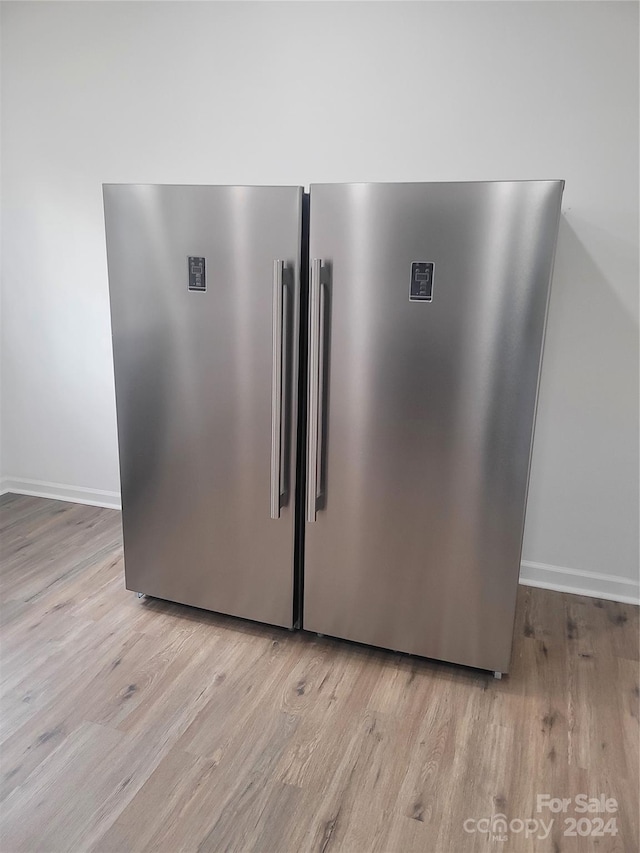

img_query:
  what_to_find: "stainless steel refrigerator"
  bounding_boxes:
[104,180,563,673]
[304,181,563,674]
[104,185,304,628]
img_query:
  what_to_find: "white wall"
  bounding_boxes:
[1,1,638,601]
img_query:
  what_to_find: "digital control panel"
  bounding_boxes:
[410,262,434,302]
[188,257,206,292]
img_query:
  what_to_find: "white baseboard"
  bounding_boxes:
[520,560,639,606]
[1,479,637,605]
[0,476,121,510]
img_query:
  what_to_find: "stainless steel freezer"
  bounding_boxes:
[303,181,563,673]
[104,179,563,674]
[104,184,303,628]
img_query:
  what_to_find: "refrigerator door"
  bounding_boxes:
[304,181,563,672]
[104,184,303,628]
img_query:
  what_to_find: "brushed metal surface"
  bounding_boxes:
[306,257,323,523]
[271,259,285,520]
[303,181,564,672]
[104,184,303,628]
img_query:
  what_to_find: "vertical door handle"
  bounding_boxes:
[270,260,285,519]
[307,258,323,523]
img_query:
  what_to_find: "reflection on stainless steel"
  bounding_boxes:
[104,184,303,628]
[303,181,563,673]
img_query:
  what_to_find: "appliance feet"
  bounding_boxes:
[317,633,324,638]
[136,592,145,599]
[493,671,502,680]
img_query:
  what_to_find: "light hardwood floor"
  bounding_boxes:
[0,493,637,853]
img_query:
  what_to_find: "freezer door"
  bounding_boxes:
[304,181,563,672]
[104,184,303,628]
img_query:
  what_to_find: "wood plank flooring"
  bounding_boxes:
[0,493,637,852]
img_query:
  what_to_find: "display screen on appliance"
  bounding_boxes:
[188,257,206,291]
[410,262,434,302]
